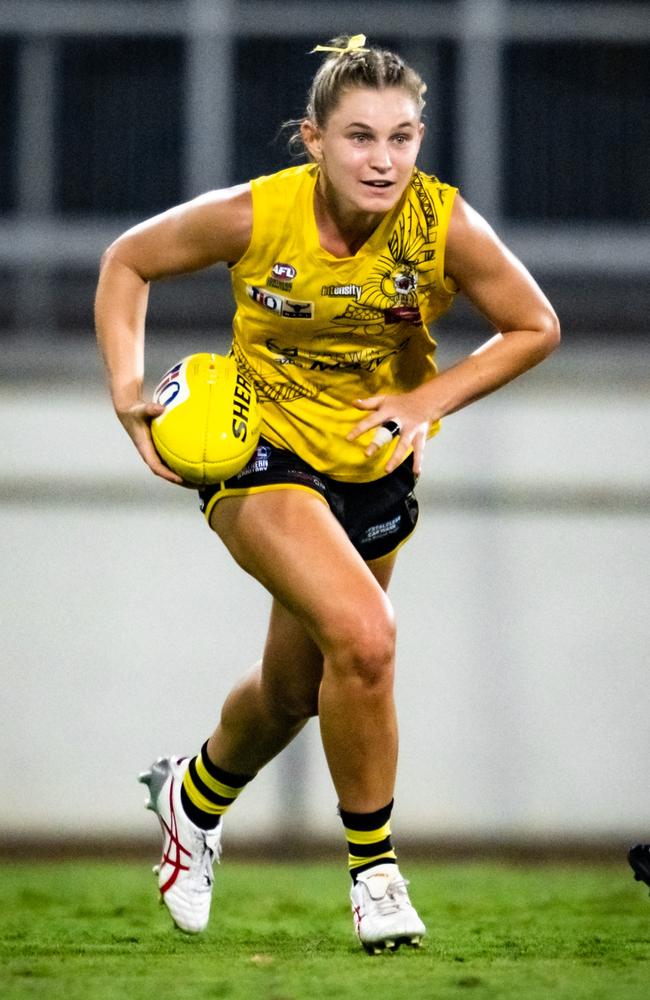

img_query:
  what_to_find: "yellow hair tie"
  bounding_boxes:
[310,34,368,56]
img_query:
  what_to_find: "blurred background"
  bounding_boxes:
[1,0,648,858]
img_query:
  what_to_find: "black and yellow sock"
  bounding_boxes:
[181,741,253,830]
[339,800,397,882]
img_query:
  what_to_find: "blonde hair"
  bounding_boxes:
[287,35,426,154]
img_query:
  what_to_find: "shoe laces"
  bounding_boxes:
[188,827,221,892]
[371,875,412,915]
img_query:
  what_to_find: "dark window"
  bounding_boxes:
[509,0,648,3]
[0,39,18,211]
[232,37,318,183]
[504,42,650,221]
[56,37,183,215]
[426,40,457,184]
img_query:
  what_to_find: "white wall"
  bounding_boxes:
[1,342,649,843]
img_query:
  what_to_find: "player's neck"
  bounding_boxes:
[313,182,382,258]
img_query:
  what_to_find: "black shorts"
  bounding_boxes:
[198,437,419,562]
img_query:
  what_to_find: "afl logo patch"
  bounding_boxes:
[271,262,297,281]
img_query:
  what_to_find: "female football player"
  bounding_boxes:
[95,34,560,952]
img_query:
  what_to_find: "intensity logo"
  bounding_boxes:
[321,284,361,299]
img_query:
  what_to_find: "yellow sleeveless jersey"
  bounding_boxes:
[229,163,458,482]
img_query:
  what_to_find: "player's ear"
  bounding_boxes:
[301,119,322,162]
[415,120,425,156]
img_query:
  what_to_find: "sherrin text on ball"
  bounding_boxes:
[151,353,261,485]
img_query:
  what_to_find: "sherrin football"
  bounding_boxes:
[151,353,262,485]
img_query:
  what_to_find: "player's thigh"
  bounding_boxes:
[258,549,398,718]
[210,489,395,660]
[366,551,398,591]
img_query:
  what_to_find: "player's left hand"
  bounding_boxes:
[347,391,433,475]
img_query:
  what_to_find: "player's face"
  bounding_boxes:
[308,87,424,217]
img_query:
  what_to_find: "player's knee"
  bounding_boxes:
[326,600,396,689]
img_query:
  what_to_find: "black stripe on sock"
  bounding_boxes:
[180,782,220,831]
[199,741,253,787]
[339,799,394,832]
[348,836,394,859]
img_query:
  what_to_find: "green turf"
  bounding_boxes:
[1,859,648,999]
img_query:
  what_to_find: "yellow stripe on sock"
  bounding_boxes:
[343,821,392,846]
[348,848,397,870]
[195,755,245,799]
[183,774,229,816]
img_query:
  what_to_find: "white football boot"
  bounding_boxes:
[138,756,222,934]
[350,863,426,953]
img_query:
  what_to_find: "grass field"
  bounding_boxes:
[1,857,649,999]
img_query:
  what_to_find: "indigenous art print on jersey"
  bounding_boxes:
[228,164,458,480]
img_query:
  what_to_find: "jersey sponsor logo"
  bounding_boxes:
[247,285,283,313]
[247,285,313,319]
[282,299,313,319]
[321,284,361,299]
[271,262,297,281]
[359,513,402,545]
[267,276,293,291]
[231,372,254,441]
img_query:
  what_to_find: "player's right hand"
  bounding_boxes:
[116,401,185,485]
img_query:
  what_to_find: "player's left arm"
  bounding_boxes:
[350,194,561,473]
[434,193,561,412]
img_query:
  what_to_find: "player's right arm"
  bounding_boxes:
[94,184,253,483]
